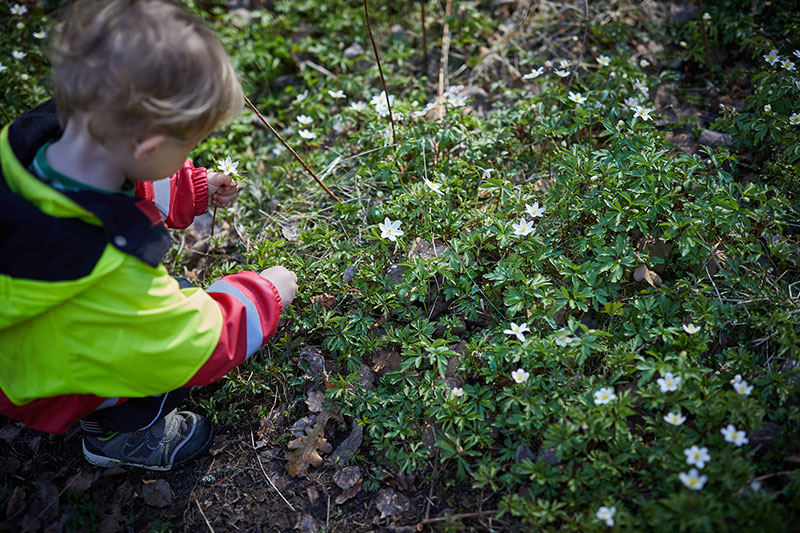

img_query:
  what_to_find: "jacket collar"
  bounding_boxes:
[4,99,171,268]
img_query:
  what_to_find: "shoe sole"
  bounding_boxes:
[82,424,215,472]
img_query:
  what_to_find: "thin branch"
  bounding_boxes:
[195,500,215,533]
[0,103,10,123]
[243,94,341,204]
[249,427,296,512]
[420,0,428,68]
[419,509,499,525]
[436,0,454,118]
[363,0,397,144]
[696,0,715,83]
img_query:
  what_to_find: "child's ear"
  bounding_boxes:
[132,134,168,162]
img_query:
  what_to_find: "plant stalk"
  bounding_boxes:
[420,0,428,69]
[0,103,11,123]
[243,94,342,204]
[696,0,714,84]
[363,0,397,144]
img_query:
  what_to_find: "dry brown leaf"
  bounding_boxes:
[306,390,324,413]
[534,177,554,192]
[335,480,362,505]
[140,479,172,508]
[375,488,410,519]
[706,242,728,276]
[285,411,333,478]
[331,422,363,466]
[309,293,336,310]
[372,347,401,377]
[633,264,663,288]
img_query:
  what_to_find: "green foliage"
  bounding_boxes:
[6,0,800,530]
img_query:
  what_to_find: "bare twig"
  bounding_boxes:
[299,59,339,80]
[696,0,714,83]
[363,0,397,144]
[436,0,454,118]
[420,0,428,68]
[243,94,341,204]
[195,500,215,533]
[0,103,10,123]
[420,509,499,525]
[249,427,296,511]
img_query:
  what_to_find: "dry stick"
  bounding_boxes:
[249,427,297,512]
[420,509,499,525]
[436,0,454,119]
[420,0,428,68]
[363,0,397,145]
[195,500,215,533]
[0,102,10,123]
[243,94,341,204]
[696,0,714,84]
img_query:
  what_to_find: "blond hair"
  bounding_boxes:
[49,0,242,141]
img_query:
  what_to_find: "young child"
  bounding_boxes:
[0,0,297,471]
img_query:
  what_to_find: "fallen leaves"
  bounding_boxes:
[286,411,334,478]
[140,479,172,508]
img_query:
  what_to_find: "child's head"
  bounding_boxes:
[48,0,242,145]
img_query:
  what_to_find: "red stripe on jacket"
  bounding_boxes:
[134,159,208,229]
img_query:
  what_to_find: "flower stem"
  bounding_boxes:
[696,0,715,84]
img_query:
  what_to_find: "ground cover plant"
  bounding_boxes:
[1,0,799,531]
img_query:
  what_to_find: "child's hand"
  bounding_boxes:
[260,266,298,307]
[207,170,239,209]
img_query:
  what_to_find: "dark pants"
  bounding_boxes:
[80,388,190,434]
[80,276,194,435]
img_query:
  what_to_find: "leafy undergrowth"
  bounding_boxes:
[2,0,800,531]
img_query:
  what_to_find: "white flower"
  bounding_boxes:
[796,80,800,90]
[703,12,711,21]
[525,202,545,218]
[370,91,395,117]
[294,90,308,103]
[640,59,650,67]
[764,104,772,113]
[12,51,26,60]
[522,67,544,80]
[682,323,700,334]
[733,379,753,396]
[480,168,493,180]
[594,387,617,405]
[633,105,653,121]
[750,480,762,491]
[447,93,467,107]
[596,506,616,527]
[790,113,800,125]
[299,129,317,140]
[511,368,530,384]
[512,218,535,236]
[328,89,346,99]
[596,55,610,67]
[555,335,573,347]
[451,387,464,398]
[11,4,27,15]
[633,78,649,96]
[782,59,796,71]
[795,50,800,59]
[679,468,707,490]
[378,217,403,242]
[764,49,780,65]
[721,424,749,447]
[379,127,393,145]
[215,156,239,176]
[624,96,639,107]
[348,100,367,112]
[657,372,681,393]
[423,178,444,195]
[33,30,47,39]
[684,445,711,469]
[554,69,570,78]
[503,322,530,342]
[296,114,313,125]
[0,63,7,74]
[664,411,686,426]
[272,145,286,156]
[568,91,587,104]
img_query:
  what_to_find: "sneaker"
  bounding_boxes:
[82,410,214,471]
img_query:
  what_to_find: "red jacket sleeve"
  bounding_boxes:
[134,159,209,229]
[183,271,283,387]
